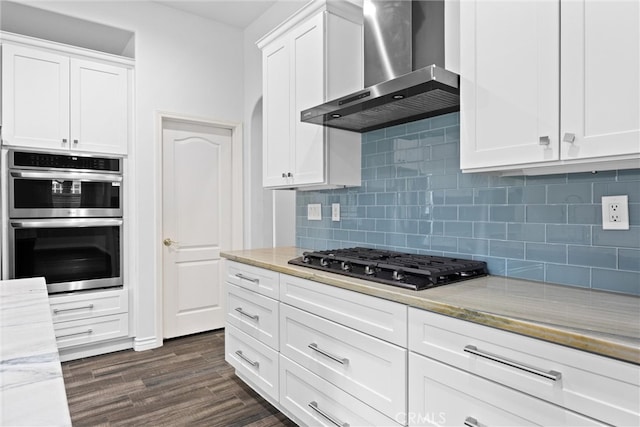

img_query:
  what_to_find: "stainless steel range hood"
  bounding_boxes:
[301,0,459,133]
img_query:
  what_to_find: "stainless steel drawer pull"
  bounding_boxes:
[464,345,562,381]
[235,273,259,284]
[235,307,259,321]
[563,132,576,143]
[53,304,94,314]
[464,416,479,427]
[56,329,93,339]
[235,350,259,368]
[308,401,349,427]
[539,136,550,146]
[308,343,349,365]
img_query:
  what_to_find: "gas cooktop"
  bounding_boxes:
[288,247,488,291]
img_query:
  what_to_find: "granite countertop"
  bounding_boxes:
[0,277,71,426]
[222,247,640,365]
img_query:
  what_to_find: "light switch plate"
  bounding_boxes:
[332,203,340,221]
[307,204,322,221]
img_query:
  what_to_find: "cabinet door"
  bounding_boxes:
[1,44,70,150]
[460,0,559,170]
[291,12,326,186]
[561,0,640,160]
[263,40,293,187]
[70,59,128,154]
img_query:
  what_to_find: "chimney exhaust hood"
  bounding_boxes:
[301,0,459,134]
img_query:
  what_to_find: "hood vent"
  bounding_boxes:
[301,0,459,133]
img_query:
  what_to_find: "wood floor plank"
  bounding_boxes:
[62,329,298,426]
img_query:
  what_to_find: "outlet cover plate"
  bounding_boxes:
[307,203,322,221]
[332,203,340,221]
[601,195,629,230]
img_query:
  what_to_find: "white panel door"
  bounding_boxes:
[292,12,326,186]
[1,44,70,150]
[70,59,128,154]
[460,0,559,170]
[561,0,640,160]
[162,120,232,338]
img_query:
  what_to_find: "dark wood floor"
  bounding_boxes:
[62,329,298,426]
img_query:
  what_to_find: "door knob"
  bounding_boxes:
[163,238,178,247]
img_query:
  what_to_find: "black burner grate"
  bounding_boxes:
[288,247,488,290]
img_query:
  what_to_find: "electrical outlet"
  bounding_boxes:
[307,203,322,221]
[332,203,340,221]
[601,195,629,230]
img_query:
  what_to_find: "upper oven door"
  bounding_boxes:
[9,170,123,218]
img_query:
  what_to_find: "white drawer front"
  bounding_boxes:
[279,273,407,346]
[54,313,129,349]
[227,283,279,350]
[280,355,403,427]
[49,289,128,322]
[408,308,640,426]
[280,303,406,419]
[225,324,278,402]
[408,352,604,427]
[226,261,279,299]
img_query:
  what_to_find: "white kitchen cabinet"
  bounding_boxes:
[408,307,640,426]
[2,42,130,155]
[460,0,640,174]
[257,0,362,189]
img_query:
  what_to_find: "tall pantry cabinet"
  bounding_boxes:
[257,0,363,189]
[460,0,640,174]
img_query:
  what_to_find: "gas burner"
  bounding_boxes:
[288,247,488,291]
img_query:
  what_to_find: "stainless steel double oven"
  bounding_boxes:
[7,150,124,294]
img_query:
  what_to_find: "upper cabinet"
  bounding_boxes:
[460,0,640,174]
[258,0,363,189]
[2,41,132,155]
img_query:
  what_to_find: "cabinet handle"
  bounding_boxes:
[464,416,480,427]
[73,139,79,144]
[53,304,94,314]
[287,172,292,177]
[538,136,550,146]
[235,307,259,321]
[464,345,562,381]
[56,328,93,339]
[62,138,68,143]
[235,350,259,368]
[563,132,576,143]
[234,273,259,284]
[308,401,349,427]
[308,343,349,365]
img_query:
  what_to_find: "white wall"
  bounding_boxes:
[22,0,245,349]
[243,1,305,250]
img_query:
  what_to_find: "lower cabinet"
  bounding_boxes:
[48,288,130,357]
[224,261,640,427]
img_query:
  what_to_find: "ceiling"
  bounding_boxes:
[155,0,280,29]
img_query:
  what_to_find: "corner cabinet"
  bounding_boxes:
[1,41,131,155]
[257,1,363,190]
[460,0,640,175]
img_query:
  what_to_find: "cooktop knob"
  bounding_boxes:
[393,270,405,281]
[320,258,330,267]
[340,261,352,272]
[364,265,376,276]
[302,255,311,263]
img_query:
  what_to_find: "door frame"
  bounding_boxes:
[155,111,243,342]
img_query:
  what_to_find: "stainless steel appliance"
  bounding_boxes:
[289,247,487,290]
[301,0,460,133]
[7,150,124,294]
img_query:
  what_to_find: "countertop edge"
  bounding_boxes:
[222,250,640,365]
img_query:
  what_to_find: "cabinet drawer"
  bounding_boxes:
[227,283,279,350]
[226,261,279,299]
[54,313,128,349]
[280,303,406,419]
[408,352,604,427]
[279,273,407,346]
[49,289,128,322]
[280,355,403,427]
[225,324,278,402]
[408,308,640,426]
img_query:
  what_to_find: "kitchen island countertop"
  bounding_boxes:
[222,247,640,365]
[0,277,71,426]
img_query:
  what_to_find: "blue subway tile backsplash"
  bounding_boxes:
[295,112,640,295]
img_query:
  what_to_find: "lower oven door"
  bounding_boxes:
[9,218,123,294]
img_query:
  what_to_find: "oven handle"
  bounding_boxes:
[10,171,122,182]
[10,218,123,228]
